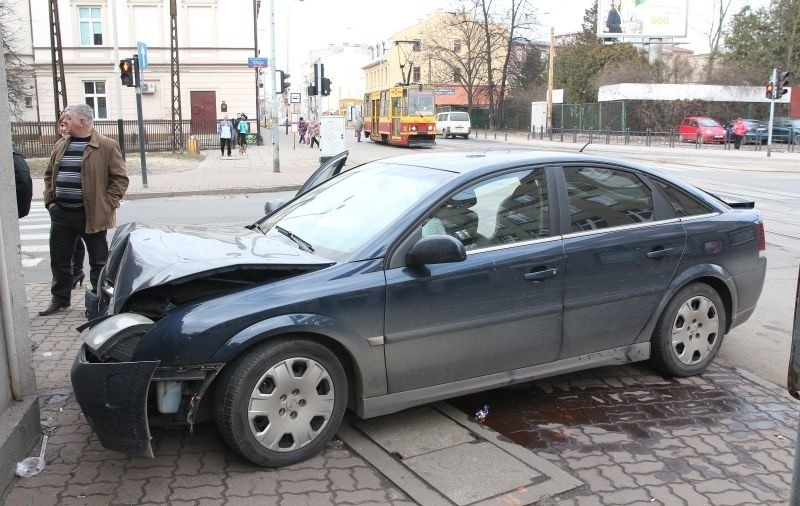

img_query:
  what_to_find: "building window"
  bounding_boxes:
[453,68,462,82]
[413,66,421,82]
[413,39,421,51]
[453,40,461,53]
[83,81,108,119]
[25,96,33,108]
[78,6,103,45]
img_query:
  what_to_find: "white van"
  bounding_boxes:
[436,111,471,139]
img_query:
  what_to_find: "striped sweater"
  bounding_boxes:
[54,137,90,209]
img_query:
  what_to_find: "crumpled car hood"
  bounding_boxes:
[106,222,333,313]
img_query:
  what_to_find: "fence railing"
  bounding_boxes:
[473,127,796,153]
[10,119,261,158]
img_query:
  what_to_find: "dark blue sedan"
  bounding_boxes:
[71,151,767,467]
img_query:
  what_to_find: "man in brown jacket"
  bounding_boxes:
[40,103,129,316]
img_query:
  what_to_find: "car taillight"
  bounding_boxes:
[757,221,766,251]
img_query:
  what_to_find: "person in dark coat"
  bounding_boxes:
[13,146,33,218]
[605,0,622,33]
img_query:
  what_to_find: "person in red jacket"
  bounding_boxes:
[732,117,747,150]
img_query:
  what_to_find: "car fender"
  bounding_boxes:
[209,313,388,398]
[634,262,737,344]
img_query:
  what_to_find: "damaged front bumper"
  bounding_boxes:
[70,313,224,458]
[71,348,159,457]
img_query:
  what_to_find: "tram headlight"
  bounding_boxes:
[410,125,417,132]
[427,125,434,131]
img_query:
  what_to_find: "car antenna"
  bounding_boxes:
[579,141,591,152]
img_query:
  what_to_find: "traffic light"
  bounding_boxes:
[119,59,134,87]
[307,85,317,96]
[776,69,791,98]
[321,77,331,96]
[278,70,291,94]
[766,81,774,99]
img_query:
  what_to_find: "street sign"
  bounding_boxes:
[290,92,301,103]
[137,41,148,70]
[248,57,269,68]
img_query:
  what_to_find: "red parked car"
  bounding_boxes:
[678,117,727,144]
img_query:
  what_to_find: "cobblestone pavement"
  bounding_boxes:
[452,362,798,505]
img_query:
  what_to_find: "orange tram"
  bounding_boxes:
[363,84,437,147]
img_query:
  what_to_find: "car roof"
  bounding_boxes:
[370,150,661,177]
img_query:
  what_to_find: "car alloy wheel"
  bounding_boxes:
[214,338,347,467]
[650,283,726,377]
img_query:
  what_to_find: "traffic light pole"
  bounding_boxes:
[768,68,776,158]
[133,53,148,187]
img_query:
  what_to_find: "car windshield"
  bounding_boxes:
[260,163,453,261]
[699,119,721,127]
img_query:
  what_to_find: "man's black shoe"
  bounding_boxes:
[39,301,70,316]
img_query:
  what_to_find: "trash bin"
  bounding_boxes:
[187,136,199,154]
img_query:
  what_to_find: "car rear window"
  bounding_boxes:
[654,180,712,217]
[450,112,470,121]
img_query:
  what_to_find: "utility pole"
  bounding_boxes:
[253,0,262,147]
[546,27,554,131]
[133,54,148,187]
[768,68,776,158]
[269,0,280,172]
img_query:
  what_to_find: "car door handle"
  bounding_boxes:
[646,247,676,259]
[524,268,558,281]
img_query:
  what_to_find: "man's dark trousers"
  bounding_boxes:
[48,205,107,305]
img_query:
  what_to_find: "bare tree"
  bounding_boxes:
[422,8,489,119]
[704,0,733,82]
[488,0,537,129]
[1,0,31,119]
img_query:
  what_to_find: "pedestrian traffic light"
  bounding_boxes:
[119,59,134,87]
[278,70,290,94]
[766,81,774,99]
[307,85,317,96]
[776,70,791,98]
[321,77,331,96]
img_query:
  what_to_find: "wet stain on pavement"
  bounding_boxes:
[450,363,789,452]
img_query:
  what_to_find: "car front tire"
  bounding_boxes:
[650,283,726,377]
[214,338,348,467]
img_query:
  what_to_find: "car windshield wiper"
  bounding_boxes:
[275,226,314,253]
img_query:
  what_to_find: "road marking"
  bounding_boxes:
[19,224,50,230]
[22,245,50,253]
[21,234,49,241]
[22,258,43,267]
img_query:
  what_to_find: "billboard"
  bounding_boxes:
[597,0,688,39]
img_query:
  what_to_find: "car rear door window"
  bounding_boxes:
[653,180,712,217]
[564,166,654,232]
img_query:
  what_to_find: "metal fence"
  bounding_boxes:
[474,126,797,152]
[10,119,258,158]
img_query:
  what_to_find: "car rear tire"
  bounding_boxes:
[214,338,348,467]
[650,283,726,377]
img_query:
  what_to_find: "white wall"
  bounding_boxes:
[598,83,790,103]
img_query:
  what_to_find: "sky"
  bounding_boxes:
[263,0,769,78]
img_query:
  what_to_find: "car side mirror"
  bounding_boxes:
[406,234,466,267]
[264,199,286,215]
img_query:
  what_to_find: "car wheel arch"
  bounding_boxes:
[208,316,382,400]
[648,271,735,341]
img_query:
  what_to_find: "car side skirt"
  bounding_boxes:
[357,342,651,419]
